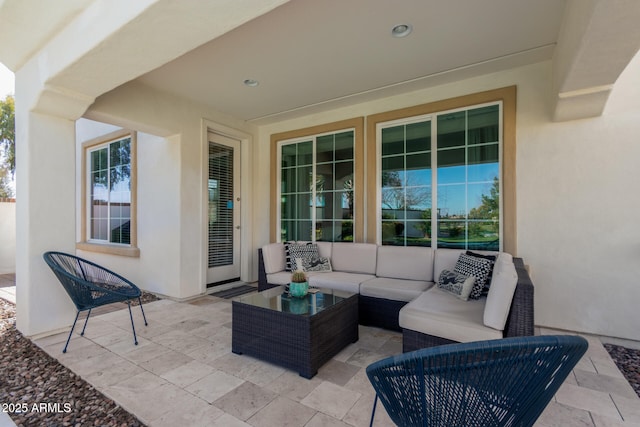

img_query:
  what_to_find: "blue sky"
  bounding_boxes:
[0,63,14,98]
[384,162,498,215]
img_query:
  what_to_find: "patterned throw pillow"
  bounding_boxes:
[285,243,331,271]
[454,253,493,300]
[466,251,497,296]
[284,242,295,271]
[284,242,320,271]
[437,269,476,301]
[294,256,332,272]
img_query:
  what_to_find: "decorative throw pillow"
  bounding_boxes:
[286,243,320,271]
[466,251,497,296]
[454,253,493,300]
[294,256,332,272]
[284,242,295,271]
[437,269,476,301]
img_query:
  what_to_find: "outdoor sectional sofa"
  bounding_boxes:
[258,242,534,350]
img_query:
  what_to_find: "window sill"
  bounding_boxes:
[76,242,140,258]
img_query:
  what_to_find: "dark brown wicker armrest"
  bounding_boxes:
[257,248,279,291]
[504,257,535,337]
[258,248,267,290]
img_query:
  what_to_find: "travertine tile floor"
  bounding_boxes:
[32,296,640,427]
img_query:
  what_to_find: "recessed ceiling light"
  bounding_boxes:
[391,24,412,38]
[243,79,259,87]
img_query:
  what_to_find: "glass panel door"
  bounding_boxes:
[207,134,240,286]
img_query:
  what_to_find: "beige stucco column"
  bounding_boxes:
[14,105,78,337]
[5,0,291,336]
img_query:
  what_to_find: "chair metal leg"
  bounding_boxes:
[80,308,92,336]
[63,311,81,353]
[369,394,378,427]
[138,297,148,326]
[127,301,138,345]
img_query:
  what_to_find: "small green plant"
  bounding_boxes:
[291,270,307,283]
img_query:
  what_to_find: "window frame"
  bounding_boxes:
[271,118,365,242]
[77,129,139,257]
[367,86,517,254]
[376,102,503,250]
[277,129,356,243]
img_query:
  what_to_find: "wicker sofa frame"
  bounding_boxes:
[258,248,534,349]
[401,257,534,351]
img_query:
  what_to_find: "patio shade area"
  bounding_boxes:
[28,296,640,427]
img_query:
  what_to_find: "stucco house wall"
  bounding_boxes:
[77,54,640,341]
[75,119,182,298]
[8,1,638,342]
[80,84,257,300]
[255,59,640,342]
[518,53,640,342]
[0,199,16,274]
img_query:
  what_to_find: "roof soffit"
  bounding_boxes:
[552,0,640,121]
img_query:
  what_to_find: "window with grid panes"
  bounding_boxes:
[280,130,354,242]
[380,103,501,250]
[87,136,132,244]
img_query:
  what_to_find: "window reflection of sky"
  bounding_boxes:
[382,162,498,215]
[92,180,131,203]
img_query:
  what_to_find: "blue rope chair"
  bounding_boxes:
[43,251,148,353]
[366,335,588,427]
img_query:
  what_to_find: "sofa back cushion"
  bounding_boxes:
[433,249,465,278]
[376,246,434,281]
[331,242,377,274]
[483,257,518,331]
[262,243,286,274]
[316,241,332,259]
[492,252,513,274]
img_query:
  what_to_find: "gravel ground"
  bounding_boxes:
[605,343,640,398]
[0,295,638,426]
[0,298,147,427]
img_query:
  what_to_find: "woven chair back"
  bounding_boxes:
[366,335,588,427]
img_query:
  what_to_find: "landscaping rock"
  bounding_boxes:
[0,298,145,426]
[605,343,640,398]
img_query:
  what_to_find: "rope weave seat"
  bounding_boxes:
[366,335,588,427]
[43,251,148,353]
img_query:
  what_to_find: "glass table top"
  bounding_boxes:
[234,286,355,317]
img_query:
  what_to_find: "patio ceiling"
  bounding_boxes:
[2,0,640,123]
[136,0,566,124]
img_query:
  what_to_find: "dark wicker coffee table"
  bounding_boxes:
[232,286,358,378]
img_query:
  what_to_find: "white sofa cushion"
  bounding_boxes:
[399,287,503,343]
[492,252,514,274]
[309,271,374,293]
[266,270,333,287]
[376,246,434,281]
[331,243,377,274]
[360,277,434,302]
[316,241,332,259]
[433,249,465,279]
[483,258,518,331]
[265,271,291,286]
[262,243,286,274]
